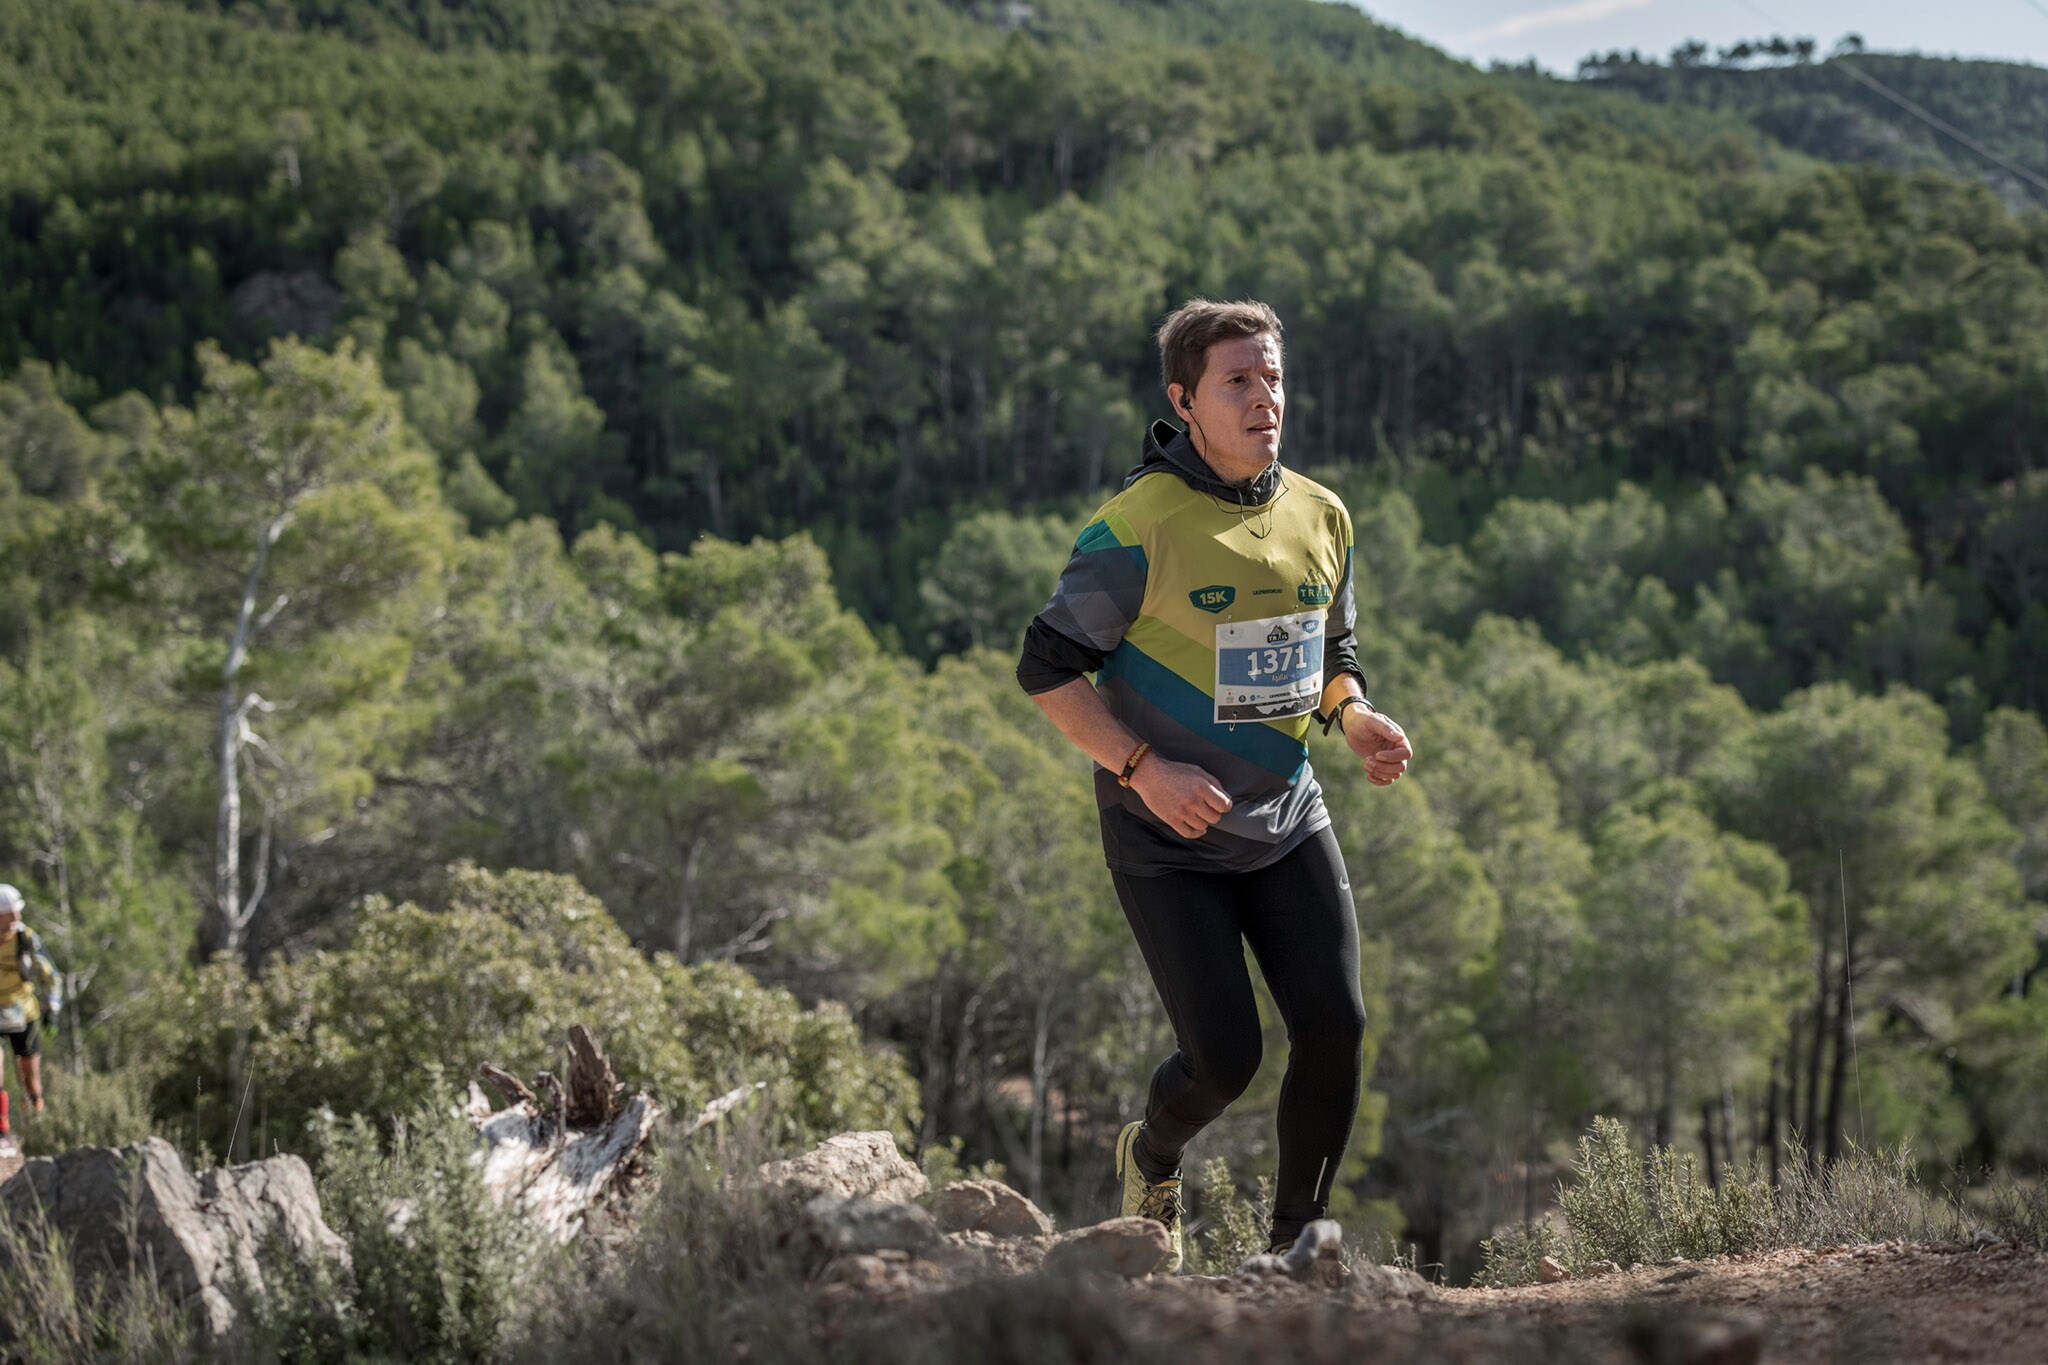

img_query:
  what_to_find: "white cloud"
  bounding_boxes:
[1455,0,1655,44]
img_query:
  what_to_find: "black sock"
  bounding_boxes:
[1133,1124,1181,1183]
[1267,1214,1310,1254]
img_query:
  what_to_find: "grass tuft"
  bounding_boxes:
[1481,1116,1966,1287]
[0,1154,199,1363]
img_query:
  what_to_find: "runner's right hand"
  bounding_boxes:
[1129,757,1232,839]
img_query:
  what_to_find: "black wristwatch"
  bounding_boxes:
[1316,694,1374,737]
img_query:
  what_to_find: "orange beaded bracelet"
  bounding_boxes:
[1117,741,1152,787]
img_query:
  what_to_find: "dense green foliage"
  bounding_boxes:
[1,0,2045,1280]
[1579,45,2048,206]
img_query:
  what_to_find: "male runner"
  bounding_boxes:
[1017,299,1411,1271]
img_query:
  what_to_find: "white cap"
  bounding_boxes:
[0,885,20,915]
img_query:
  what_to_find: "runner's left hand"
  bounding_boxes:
[1343,708,1411,786]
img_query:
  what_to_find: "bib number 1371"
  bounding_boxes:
[1213,612,1324,723]
[1243,642,1313,678]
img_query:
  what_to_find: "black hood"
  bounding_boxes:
[1121,420,1284,505]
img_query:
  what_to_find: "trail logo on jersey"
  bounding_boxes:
[1189,585,1236,614]
[1297,580,1333,607]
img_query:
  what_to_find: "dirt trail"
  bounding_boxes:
[1430,1242,2048,1363]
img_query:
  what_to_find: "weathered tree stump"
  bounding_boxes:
[467,1025,662,1244]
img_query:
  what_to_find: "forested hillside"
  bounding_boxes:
[2,0,2046,1277]
[1578,39,2048,209]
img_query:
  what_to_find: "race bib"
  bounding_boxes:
[1215,611,1324,723]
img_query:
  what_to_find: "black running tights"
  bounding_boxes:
[1110,825,1365,1242]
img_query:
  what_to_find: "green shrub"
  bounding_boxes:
[1556,1116,1656,1268]
[135,865,918,1158]
[1475,1218,1569,1289]
[915,1135,1007,1194]
[1484,1116,1964,1285]
[511,1108,816,1364]
[18,1064,160,1158]
[1773,1136,1958,1247]
[222,1227,357,1365]
[1187,1157,1271,1274]
[314,1096,530,1365]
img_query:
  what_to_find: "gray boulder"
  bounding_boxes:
[803,1195,941,1256]
[1043,1216,1170,1278]
[757,1132,928,1205]
[931,1179,1055,1238]
[0,1136,349,1345]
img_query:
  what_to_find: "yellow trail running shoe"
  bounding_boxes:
[1114,1120,1183,1274]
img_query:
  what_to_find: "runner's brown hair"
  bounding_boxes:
[1156,299,1285,400]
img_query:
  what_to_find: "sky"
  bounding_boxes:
[1355,0,2048,75]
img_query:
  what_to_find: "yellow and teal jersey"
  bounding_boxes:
[0,924,55,1031]
[1036,424,1358,875]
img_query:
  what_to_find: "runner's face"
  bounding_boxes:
[1177,333,1283,482]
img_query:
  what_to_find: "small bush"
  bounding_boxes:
[1484,1117,1965,1285]
[1971,1176,2048,1250]
[138,866,919,1160]
[1774,1136,1958,1247]
[19,1064,159,1157]
[1186,1157,1271,1274]
[916,1134,1007,1194]
[1475,1218,1568,1289]
[316,1096,530,1365]
[223,1227,357,1365]
[511,1107,817,1363]
[1556,1116,1656,1268]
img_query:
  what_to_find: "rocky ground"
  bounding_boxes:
[760,1133,2048,1365]
[1433,1242,2048,1363]
[3,1104,2040,1363]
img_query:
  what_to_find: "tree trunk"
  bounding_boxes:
[1400,340,1417,453]
[1720,1081,1737,1177]
[1027,986,1053,1204]
[672,835,703,962]
[1824,945,1855,1164]
[1507,352,1526,480]
[970,365,990,493]
[1765,1048,1782,1184]
[214,687,245,953]
[1700,1100,1719,1189]
[1803,946,1830,1169]
[1324,361,1337,464]
[215,511,288,958]
[891,420,915,520]
[917,964,952,1156]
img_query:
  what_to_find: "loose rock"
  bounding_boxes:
[1347,1263,1439,1303]
[804,1195,941,1257]
[1044,1216,1171,1278]
[815,1253,915,1294]
[1281,1219,1351,1288]
[1539,1255,1572,1283]
[931,1179,1055,1237]
[1622,1309,1764,1365]
[942,1228,1052,1277]
[758,1131,928,1205]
